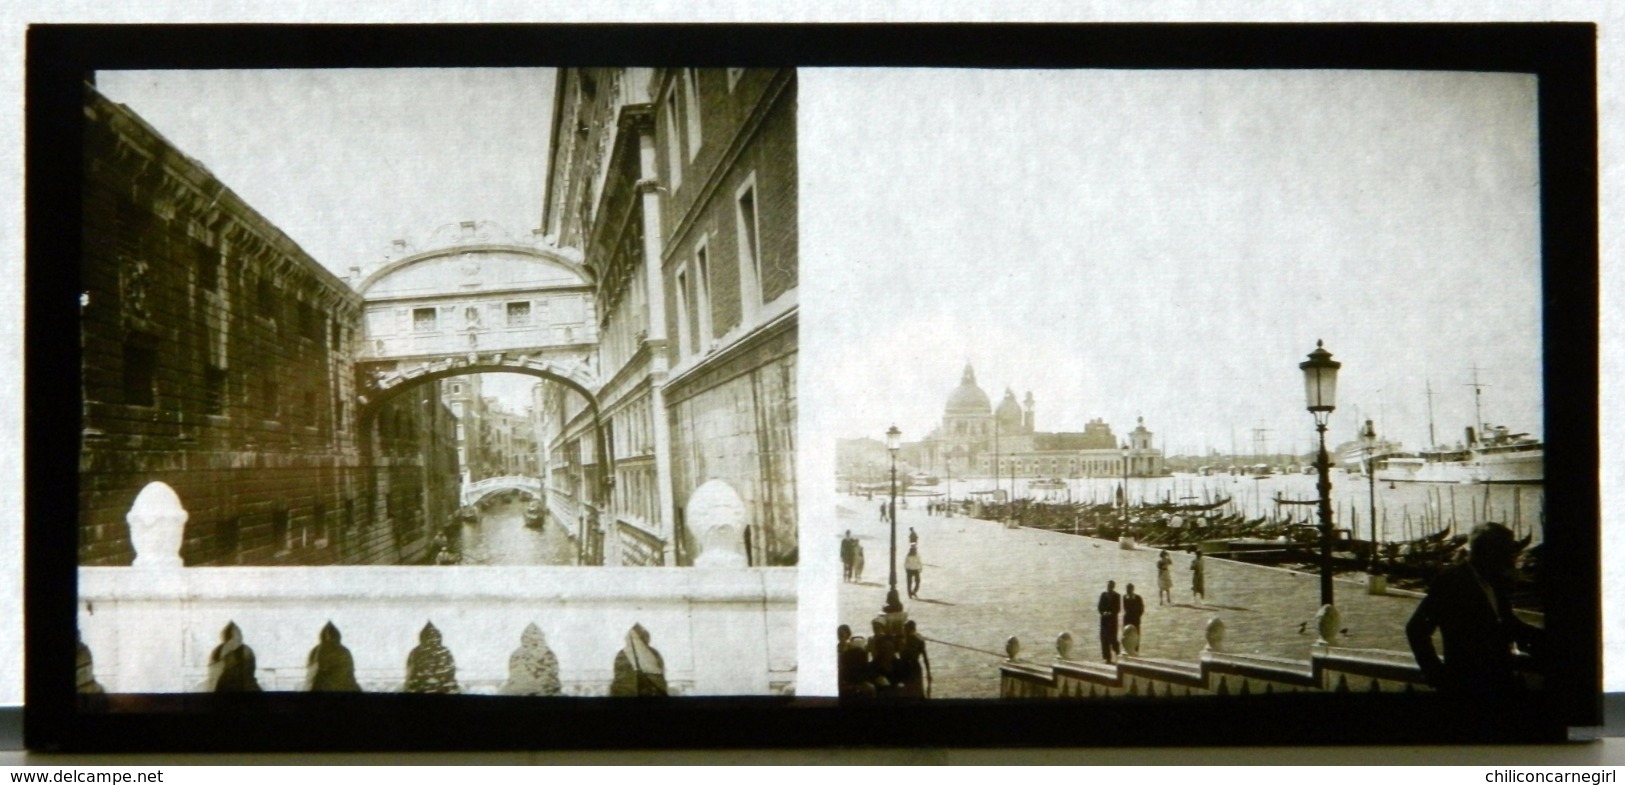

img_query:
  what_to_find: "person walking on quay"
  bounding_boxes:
[1156,550,1174,605]
[904,544,924,599]
[896,620,933,699]
[840,530,857,582]
[908,526,919,546]
[1098,580,1123,663]
[1122,582,1145,643]
[853,542,866,583]
[1190,551,1206,603]
[1406,522,1543,696]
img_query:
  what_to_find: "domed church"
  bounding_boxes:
[901,363,1164,479]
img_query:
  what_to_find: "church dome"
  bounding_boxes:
[945,364,991,416]
[996,388,1024,424]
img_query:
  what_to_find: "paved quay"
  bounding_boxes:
[836,493,1427,699]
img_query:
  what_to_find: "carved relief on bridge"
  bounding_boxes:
[353,221,599,363]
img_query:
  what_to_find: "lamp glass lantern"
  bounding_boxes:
[886,425,902,453]
[1299,340,1342,421]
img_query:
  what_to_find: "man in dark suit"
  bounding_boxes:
[1097,580,1123,663]
[1406,522,1541,696]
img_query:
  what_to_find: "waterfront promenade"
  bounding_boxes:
[836,493,1432,699]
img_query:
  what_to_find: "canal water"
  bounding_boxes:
[936,473,1544,546]
[458,496,578,565]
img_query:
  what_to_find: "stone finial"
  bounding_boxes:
[1204,617,1225,652]
[76,633,104,695]
[687,479,748,568]
[1005,636,1021,661]
[1055,631,1074,661]
[1315,604,1342,647]
[127,481,187,569]
[1122,624,1141,657]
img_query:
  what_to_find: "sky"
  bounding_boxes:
[95,68,558,409]
[801,69,1544,457]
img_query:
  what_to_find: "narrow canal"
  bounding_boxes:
[458,495,577,566]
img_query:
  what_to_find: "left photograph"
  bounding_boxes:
[76,68,798,696]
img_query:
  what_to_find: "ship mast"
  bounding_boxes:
[1424,379,1437,451]
[1466,365,1489,446]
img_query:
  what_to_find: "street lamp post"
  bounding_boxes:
[885,425,903,613]
[1360,418,1379,573]
[944,455,954,518]
[1299,340,1342,607]
[1121,443,1130,532]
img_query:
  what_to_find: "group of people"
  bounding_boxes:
[836,617,932,699]
[924,499,955,517]
[1154,548,1205,605]
[839,530,866,583]
[1093,580,1147,663]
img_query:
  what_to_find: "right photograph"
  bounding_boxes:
[812,69,1546,701]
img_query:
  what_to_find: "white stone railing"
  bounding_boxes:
[79,482,795,697]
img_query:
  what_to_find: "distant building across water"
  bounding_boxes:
[895,364,1164,480]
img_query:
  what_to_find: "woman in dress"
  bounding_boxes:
[1156,550,1174,605]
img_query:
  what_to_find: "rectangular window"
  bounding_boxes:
[664,88,683,191]
[674,265,690,357]
[506,301,531,326]
[204,365,227,415]
[298,302,322,341]
[264,379,280,419]
[256,278,276,318]
[735,180,762,320]
[197,243,219,291]
[413,307,438,333]
[695,241,713,345]
[122,339,157,407]
[303,389,317,426]
[330,319,342,352]
[684,69,703,160]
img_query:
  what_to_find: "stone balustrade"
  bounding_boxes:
[999,607,1431,699]
[78,482,795,697]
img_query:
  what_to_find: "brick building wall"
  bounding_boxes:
[80,86,454,566]
[656,69,799,566]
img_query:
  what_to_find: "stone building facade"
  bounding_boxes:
[901,364,1164,481]
[79,85,458,566]
[540,68,798,567]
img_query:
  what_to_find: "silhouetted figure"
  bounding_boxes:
[837,624,874,699]
[1190,552,1206,601]
[1122,583,1146,639]
[502,623,562,696]
[405,622,460,694]
[841,530,857,582]
[1097,580,1123,663]
[896,620,933,699]
[610,624,667,697]
[1407,523,1542,696]
[208,621,261,692]
[306,622,361,692]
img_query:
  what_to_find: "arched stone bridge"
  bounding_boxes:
[462,475,544,507]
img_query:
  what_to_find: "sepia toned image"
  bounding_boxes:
[809,69,1549,702]
[75,67,798,699]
